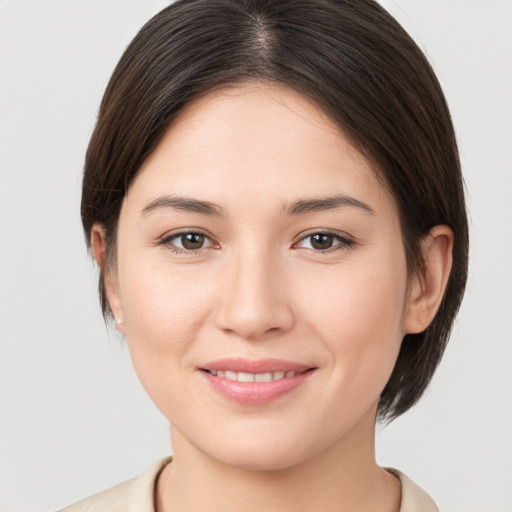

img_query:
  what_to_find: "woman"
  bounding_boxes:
[61,0,468,510]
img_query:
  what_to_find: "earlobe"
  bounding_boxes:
[404,225,454,334]
[90,223,126,333]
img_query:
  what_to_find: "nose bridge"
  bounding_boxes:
[215,240,293,340]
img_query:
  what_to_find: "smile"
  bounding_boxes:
[205,370,302,382]
[199,358,316,405]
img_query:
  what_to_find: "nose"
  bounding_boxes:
[214,246,295,341]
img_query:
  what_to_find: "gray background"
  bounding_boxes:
[0,1,511,510]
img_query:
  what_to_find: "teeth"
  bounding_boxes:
[255,372,272,382]
[208,370,298,382]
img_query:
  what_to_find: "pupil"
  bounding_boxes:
[311,233,333,250]
[182,233,204,250]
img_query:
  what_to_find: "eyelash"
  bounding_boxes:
[159,229,217,255]
[293,230,356,253]
[158,229,356,255]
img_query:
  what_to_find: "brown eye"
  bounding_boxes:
[295,231,354,252]
[180,232,205,250]
[310,233,334,250]
[162,231,215,253]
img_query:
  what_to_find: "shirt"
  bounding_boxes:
[59,457,439,512]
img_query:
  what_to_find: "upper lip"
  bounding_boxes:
[199,358,313,374]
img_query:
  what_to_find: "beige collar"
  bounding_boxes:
[128,458,438,512]
[59,456,439,512]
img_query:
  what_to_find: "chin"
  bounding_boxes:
[189,424,321,472]
[211,444,308,472]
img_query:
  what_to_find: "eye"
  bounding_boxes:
[161,231,216,253]
[295,231,354,251]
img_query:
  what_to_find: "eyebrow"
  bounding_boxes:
[283,195,375,216]
[142,196,224,216]
[141,194,375,218]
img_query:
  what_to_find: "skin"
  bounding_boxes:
[92,82,453,512]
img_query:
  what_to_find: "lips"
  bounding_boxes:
[206,369,302,382]
[198,358,316,405]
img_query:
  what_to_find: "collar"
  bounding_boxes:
[127,458,438,512]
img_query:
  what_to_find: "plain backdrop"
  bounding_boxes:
[0,1,511,511]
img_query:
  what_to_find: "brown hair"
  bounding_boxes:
[81,0,469,421]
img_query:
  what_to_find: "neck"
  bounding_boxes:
[157,411,400,512]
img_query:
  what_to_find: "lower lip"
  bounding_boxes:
[200,370,315,405]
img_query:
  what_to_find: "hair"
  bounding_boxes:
[81,0,468,421]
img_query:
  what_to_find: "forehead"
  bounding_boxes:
[127,82,395,218]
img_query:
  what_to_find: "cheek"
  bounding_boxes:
[297,254,408,403]
[116,253,215,413]
[300,253,407,335]
[118,241,217,336]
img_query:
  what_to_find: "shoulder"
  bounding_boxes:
[387,468,439,512]
[58,457,172,512]
[57,478,134,512]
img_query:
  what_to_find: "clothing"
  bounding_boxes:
[59,457,438,512]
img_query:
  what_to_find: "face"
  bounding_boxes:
[106,83,415,470]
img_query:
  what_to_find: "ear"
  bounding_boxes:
[90,223,126,334]
[404,225,454,334]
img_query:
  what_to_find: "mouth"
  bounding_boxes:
[201,368,309,382]
[198,358,317,405]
